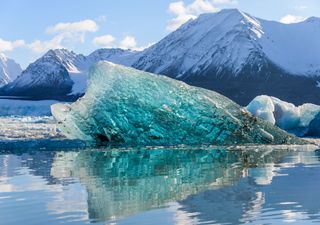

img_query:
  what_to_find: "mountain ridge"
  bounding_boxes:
[1,9,320,104]
[0,53,22,87]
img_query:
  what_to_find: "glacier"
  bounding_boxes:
[0,99,61,116]
[246,95,320,136]
[51,62,303,146]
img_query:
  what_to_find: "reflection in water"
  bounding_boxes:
[0,145,320,224]
[51,148,241,221]
[177,150,320,225]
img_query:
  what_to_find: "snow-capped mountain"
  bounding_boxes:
[0,50,74,100]
[0,53,22,87]
[134,9,320,78]
[0,48,139,99]
[86,48,140,68]
[132,9,320,105]
[2,9,320,104]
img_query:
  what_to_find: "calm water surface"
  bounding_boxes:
[0,145,320,225]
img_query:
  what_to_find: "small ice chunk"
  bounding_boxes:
[247,95,320,136]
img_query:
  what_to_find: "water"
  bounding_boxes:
[1,145,320,225]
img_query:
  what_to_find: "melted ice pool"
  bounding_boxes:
[0,145,320,225]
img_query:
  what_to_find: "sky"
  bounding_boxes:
[1,0,320,68]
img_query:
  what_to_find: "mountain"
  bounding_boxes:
[86,48,140,67]
[0,50,74,100]
[132,9,320,105]
[2,9,320,104]
[0,48,138,100]
[0,53,22,87]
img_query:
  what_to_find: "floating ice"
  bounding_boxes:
[0,116,61,140]
[51,62,302,146]
[247,95,320,136]
[307,113,320,137]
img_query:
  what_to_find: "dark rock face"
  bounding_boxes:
[184,69,320,107]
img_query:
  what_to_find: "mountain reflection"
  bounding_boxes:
[1,145,319,224]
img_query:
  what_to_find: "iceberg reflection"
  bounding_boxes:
[49,146,318,223]
[1,146,319,224]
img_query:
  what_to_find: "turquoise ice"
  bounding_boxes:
[51,62,302,146]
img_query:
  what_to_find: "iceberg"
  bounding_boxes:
[307,113,320,137]
[246,95,320,136]
[51,62,303,146]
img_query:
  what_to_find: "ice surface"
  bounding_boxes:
[247,95,320,135]
[0,99,60,116]
[51,62,302,146]
[0,116,62,141]
[307,113,320,137]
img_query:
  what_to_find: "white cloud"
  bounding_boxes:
[93,35,115,47]
[46,19,98,34]
[280,14,305,24]
[92,34,152,51]
[27,19,99,53]
[167,0,237,31]
[28,35,64,53]
[119,36,137,49]
[0,38,25,52]
[169,1,187,15]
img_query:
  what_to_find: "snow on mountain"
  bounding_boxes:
[260,17,320,76]
[131,9,320,105]
[0,48,140,98]
[0,53,22,87]
[2,9,320,104]
[87,48,140,67]
[133,9,263,76]
[134,8,320,78]
[0,50,74,99]
[45,49,86,73]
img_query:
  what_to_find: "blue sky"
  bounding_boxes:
[1,0,320,67]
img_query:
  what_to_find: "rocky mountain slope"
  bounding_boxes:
[0,53,22,87]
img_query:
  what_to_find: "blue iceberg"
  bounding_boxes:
[307,113,320,137]
[51,62,302,146]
